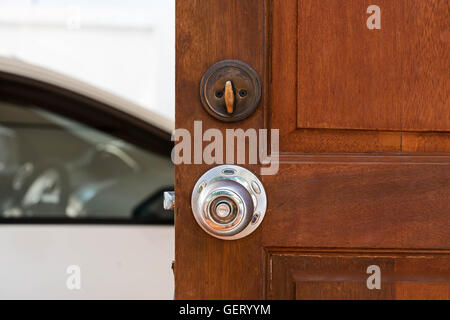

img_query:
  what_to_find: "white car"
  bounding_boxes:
[0,57,175,299]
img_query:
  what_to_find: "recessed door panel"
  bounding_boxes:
[267,250,450,300]
[296,0,449,132]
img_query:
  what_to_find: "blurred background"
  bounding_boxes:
[0,0,175,299]
[0,0,174,120]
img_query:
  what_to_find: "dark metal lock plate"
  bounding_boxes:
[200,60,261,122]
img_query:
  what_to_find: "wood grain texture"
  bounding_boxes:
[267,249,450,299]
[400,0,450,131]
[297,0,401,131]
[402,133,450,152]
[271,0,450,152]
[175,0,268,299]
[261,155,450,249]
[297,0,449,132]
[176,0,450,300]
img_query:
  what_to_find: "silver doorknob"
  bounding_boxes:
[191,165,267,240]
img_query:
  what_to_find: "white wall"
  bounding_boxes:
[0,225,174,299]
[0,0,175,121]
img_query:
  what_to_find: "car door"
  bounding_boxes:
[175,0,450,299]
[0,71,175,299]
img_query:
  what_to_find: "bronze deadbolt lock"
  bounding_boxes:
[200,60,261,122]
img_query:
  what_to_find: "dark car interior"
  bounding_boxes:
[0,74,174,224]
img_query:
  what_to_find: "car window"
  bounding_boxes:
[0,100,174,223]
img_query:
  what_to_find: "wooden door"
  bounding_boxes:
[175,0,450,299]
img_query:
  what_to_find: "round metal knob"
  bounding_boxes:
[191,165,266,240]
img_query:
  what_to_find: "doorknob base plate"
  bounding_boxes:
[191,165,266,240]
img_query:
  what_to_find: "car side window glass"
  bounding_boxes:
[0,100,174,223]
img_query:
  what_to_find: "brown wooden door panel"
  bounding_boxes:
[271,0,450,153]
[176,0,266,300]
[296,0,449,132]
[267,250,450,300]
[261,155,450,249]
[176,0,450,300]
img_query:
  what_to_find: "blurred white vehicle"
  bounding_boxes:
[0,57,175,299]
